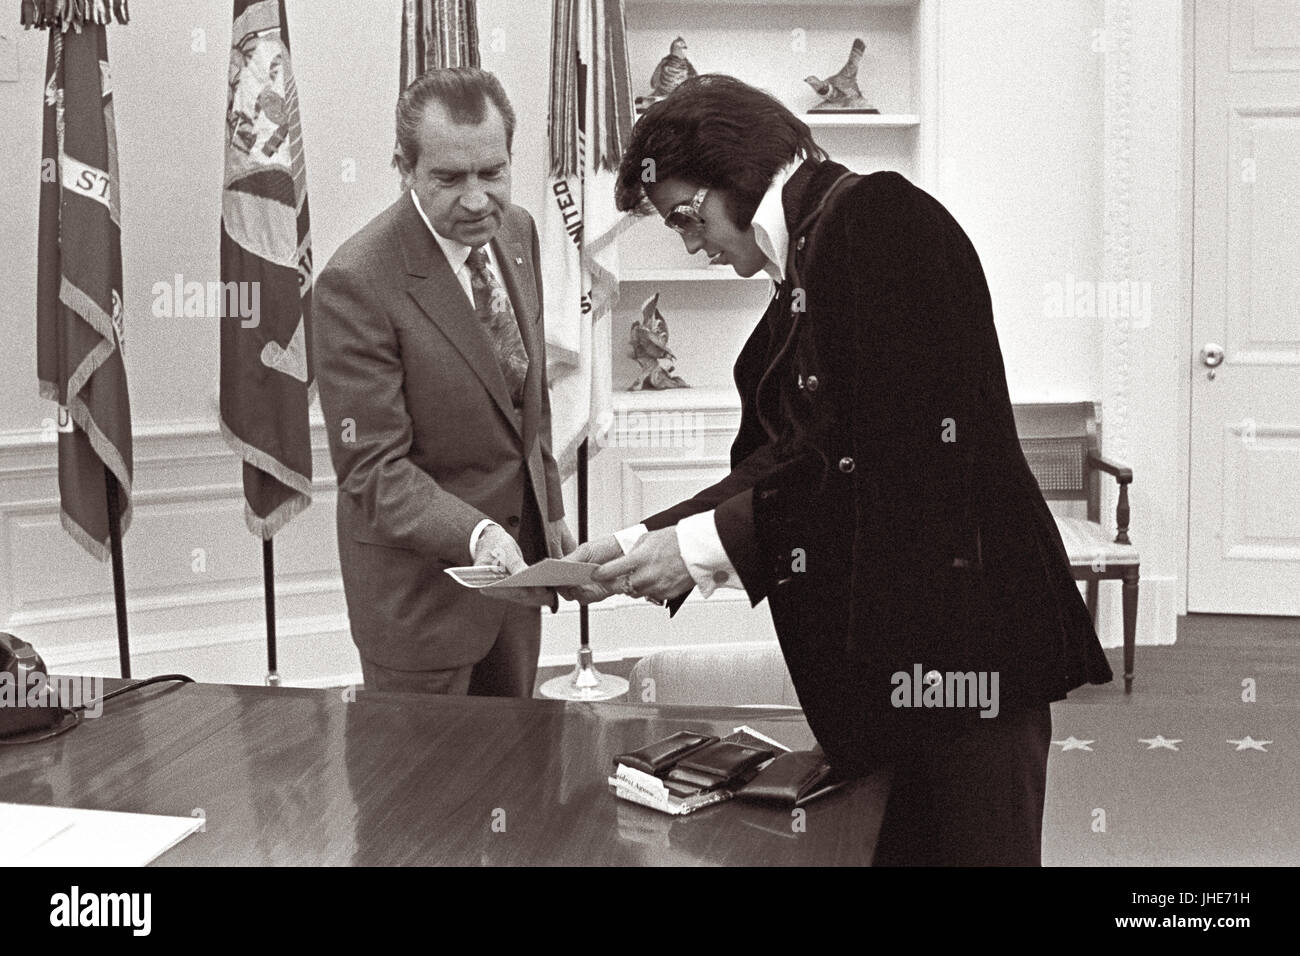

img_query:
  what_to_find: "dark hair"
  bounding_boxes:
[393,66,516,171]
[614,75,825,226]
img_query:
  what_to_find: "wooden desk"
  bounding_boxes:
[0,682,888,866]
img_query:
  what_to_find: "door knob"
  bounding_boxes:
[1201,343,1225,379]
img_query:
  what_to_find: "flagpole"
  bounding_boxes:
[104,468,131,679]
[263,540,280,685]
[578,438,590,653]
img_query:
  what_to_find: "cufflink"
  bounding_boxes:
[712,570,729,585]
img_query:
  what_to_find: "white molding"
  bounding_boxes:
[915,0,941,193]
[1102,0,1136,479]
[1179,0,1196,617]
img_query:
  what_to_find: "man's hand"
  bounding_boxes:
[556,534,621,606]
[591,527,694,604]
[547,519,578,558]
[473,523,554,607]
[564,534,622,564]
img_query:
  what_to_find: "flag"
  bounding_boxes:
[35,8,133,561]
[220,0,314,538]
[542,0,636,478]
[400,0,480,89]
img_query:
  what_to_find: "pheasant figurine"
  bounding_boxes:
[636,37,698,112]
[804,38,878,113]
[628,293,688,390]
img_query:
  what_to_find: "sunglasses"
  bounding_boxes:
[664,187,709,236]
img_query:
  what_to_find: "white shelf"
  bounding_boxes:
[628,0,915,7]
[620,267,771,283]
[805,113,920,128]
[612,387,740,413]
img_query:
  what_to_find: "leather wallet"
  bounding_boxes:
[613,730,717,777]
[735,750,841,807]
[668,740,774,791]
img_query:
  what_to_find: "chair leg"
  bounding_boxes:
[1085,578,1099,625]
[1121,570,1139,693]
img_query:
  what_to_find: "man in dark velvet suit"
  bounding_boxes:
[563,76,1113,865]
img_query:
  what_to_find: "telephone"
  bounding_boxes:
[0,632,62,738]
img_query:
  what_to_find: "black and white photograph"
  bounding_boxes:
[0,0,1294,919]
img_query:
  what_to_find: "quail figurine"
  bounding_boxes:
[636,37,698,112]
[805,38,878,113]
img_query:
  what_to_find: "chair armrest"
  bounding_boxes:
[1087,452,1133,484]
[1087,453,1134,545]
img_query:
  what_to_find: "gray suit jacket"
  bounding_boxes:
[314,193,565,670]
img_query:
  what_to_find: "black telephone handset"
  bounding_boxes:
[0,632,62,738]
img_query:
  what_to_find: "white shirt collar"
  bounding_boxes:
[750,157,803,283]
[410,188,490,273]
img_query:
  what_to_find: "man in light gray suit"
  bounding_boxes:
[314,68,573,697]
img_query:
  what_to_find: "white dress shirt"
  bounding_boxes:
[615,159,803,596]
[410,189,511,561]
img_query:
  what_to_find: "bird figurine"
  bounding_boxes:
[804,38,878,113]
[636,37,697,112]
[628,293,688,390]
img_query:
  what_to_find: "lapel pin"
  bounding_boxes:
[514,256,523,265]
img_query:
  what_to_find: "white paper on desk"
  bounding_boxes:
[0,802,202,867]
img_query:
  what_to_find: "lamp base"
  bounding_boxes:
[539,646,629,701]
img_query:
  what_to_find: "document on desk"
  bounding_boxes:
[0,802,203,866]
[445,558,599,590]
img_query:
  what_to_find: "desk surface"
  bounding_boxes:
[0,682,888,866]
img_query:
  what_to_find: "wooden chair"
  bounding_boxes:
[1012,402,1140,692]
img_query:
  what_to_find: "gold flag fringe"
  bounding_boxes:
[21,0,129,31]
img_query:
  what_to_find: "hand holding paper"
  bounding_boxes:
[468,524,554,606]
[558,535,622,606]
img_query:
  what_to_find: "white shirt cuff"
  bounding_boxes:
[469,519,501,561]
[676,510,741,597]
[613,524,649,555]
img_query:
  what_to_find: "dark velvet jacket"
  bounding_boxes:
[643,160,1113,772]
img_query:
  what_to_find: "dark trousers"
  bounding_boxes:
[872,703,1052,866]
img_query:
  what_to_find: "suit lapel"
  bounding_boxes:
[399,197,520,435]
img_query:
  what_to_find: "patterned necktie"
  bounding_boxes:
[465,247,529,406]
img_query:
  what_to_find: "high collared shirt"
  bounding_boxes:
[750,157,802,284]
[410,189,514,563]
[615,159,805,596]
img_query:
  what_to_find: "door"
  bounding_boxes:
[1189,0,1300,613]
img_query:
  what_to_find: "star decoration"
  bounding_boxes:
[1052,737,1094,751]
[1138,735,1182,750]
[1227,736,1272,752]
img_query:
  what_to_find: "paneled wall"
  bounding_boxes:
[0,0,1186,686]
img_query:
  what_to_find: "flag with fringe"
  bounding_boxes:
[401,0,480,89]
[543,0,636,478]
[220,0,314,538]
[34,5,133,561]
